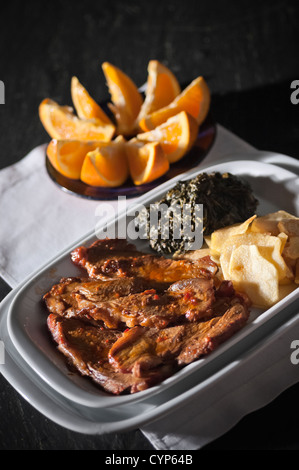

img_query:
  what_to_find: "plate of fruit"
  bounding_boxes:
[39,60,216,199]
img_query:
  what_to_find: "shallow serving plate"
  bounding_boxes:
[1,155,299,431]
[46,108,216,200]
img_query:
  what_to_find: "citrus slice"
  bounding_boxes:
[46,139,103,179]
[71,76,114,125]
[137,60,181,122]
[39,98,115,141]
[80,142,129,187]
[136,111,199,163]
[102,62,143,135]
[139,76,210,131]
[125,139,169,185]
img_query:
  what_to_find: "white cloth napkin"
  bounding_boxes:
[1,124,298,450]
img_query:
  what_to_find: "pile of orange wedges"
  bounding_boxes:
[39,60,211,187]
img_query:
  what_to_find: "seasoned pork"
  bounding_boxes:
[71,277,216,329]
[71,238,218,282]
[44,238,251,395]
[109,302,250,375]
[47,314,175,394]
[43,276,168,321]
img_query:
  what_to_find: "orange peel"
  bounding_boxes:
[39,98,115,141]
[137,60,181,123]
[71,76,114,125]
[138,76,210,131]
[80,141,129,187]
[136,110,199,163]
[102,62,143,135]
[46,139,106,179]
[125,139,169,185]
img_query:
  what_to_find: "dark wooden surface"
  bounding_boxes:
[0,0,299,451]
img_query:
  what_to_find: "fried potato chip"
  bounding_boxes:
[283,236,299,260]
[277,232,288,252]
[251,210,298,236]
[278,218,299,237]
[219,249,232,280]
[228,244,279,307]
[210,215,256,255]
[204,235,211,247]
[256,245,289,282]
[219,231,290,287]
[279,268,295,285]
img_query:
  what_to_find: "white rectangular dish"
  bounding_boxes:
[1,153,299,433]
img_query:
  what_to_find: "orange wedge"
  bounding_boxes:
[39,98,115,141]
[136,111,199,163]
[137,60,181,122]
[102,62,143,135]
[80,142,129,187]
[71,76,114,125]
[125,139,169,185]
[139,76,210,131]
[46,139,105,179]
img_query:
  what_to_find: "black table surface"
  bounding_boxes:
[1,0,299,451]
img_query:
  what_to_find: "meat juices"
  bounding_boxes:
[44,239,250,395]
[70,238,218,282]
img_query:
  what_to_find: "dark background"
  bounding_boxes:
[0,0,299,451]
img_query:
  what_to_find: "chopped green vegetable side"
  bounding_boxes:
[137,172,259,255]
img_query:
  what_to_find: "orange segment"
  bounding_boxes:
[125,139,169,185]
[102,62,143,135]
[46,139,105,179]
[136,111,199,163]
[139,76,210,131]
[39,98,115,141]
[80,142,129,187]
[137,60,181,122]
[71,76,114,125]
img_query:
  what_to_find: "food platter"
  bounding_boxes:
[45,112,216,200]
[0,155,298,433]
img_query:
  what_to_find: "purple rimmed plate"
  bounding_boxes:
[45,110,216,200]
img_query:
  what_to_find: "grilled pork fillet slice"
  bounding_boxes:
[43,276,169,320]
[109,302,250,375]
[71,238,218,282]
[69,278,216,329]
[47,314,175,395]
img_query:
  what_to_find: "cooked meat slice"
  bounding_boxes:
[176,303,250,364]
[166,278,216,321]
[211,280,252,317]
[73,278,216,329]
[43,277,83,316]
[43,276,168,321]
[70,238,144,278]
[47,314,174,395]
[109,324,184,374]
[109,302,250,374]
[71,238,140,264]
[71,238,218,282]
